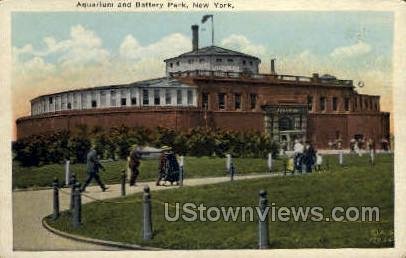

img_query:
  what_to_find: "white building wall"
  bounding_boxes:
[166,56,259,75]
[31,85,198,115]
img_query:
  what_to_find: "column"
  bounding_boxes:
[126,88,131,106]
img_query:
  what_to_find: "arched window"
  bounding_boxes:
[279,116,293,131]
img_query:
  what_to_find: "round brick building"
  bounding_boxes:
[16,25,390,150]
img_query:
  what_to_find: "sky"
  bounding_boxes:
[11,11,394,134]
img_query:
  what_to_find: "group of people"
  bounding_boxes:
[80,144,180,192]
[287,139,322,173]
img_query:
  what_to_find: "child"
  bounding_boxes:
[316,152,323,171]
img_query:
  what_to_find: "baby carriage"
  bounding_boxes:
[159,152,180,185]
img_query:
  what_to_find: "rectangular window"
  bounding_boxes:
[216,58,222,63]
[218,93,225,110]
[227,58,234,63]
[364,98,368,109]
[344,98,350,111]
[187,90,193,105]
[121,98,127,106]
[199,58,205,63]
[202,92,209,109]
[177,90,182,105]
[143,89,149,105]
[49,97,53,104]
[165,90,172,105]
[307,96,313,111]
[332,97,338,111]
[320,97,326,111]
[188,59,193,64]
[176,61,180,66]
[249,61,253,66]
[169,63,173,68]
[250,93,257,110]
[154,89,160,105]
[235,93,241,110]
[131,97,137,105]
[91,100,97,108]
[242,60,247,65]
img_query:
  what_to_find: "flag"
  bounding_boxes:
[201,14,213,23]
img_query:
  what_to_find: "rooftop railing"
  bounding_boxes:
[169,70,353,87]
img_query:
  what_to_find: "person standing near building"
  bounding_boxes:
[128,145,141,186]
[81,145,108,192]
[293,139,304,173]
[303,142,316,173]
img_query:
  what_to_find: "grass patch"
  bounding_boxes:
[13,156,283,189]
[46,154,394,249]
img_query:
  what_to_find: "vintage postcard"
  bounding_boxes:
[1,0,405,257]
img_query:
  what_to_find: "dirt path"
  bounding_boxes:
[13,173,279,251]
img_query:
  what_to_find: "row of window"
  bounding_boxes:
[202,92,257,111]
[168,58,254,68]
[39,89,194,112]
[307,96,379,112]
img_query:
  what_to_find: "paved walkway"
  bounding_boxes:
[13,173,277,251]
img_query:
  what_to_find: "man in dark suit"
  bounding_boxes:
[128,145,141,186]
[81,146,108,192]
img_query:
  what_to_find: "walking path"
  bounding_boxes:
[13,173,278,251]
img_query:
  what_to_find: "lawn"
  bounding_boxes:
[12,156,284,189]
[46,153,394,249]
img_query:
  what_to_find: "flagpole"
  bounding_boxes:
[211,16,214,45]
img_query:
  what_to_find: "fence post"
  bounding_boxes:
[258,190,269,249]
[72,182,82,228]
[65,160,70,186]
[370,150,375,166]
[52,178,59,220]
[226,154,231,172]
[179,156,184,186]
[121,170,126,196]
[69,173,77,212]
[143,185,153,240]
[339,151,344,166]
[267,153,273,173]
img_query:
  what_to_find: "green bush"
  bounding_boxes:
[13,125,279,166]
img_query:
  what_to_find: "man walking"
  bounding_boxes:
[128,145,141,186]
[81,145,108,192]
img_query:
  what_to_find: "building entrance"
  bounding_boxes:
[263,104,308,151]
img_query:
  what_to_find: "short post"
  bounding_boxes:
[267,153,273,173]
[143,186,153,240]
[65,160,70,186]
[72,182,82,228]
[258,190,269,249]
[226,154,232,172]
[339,151,343,166]
[370,150,375,166]
[121,170,126,196]
[179,156,184,186]
[69,173,77,212]
[52,178,59,220]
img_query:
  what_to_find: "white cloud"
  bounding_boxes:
[330,41,372,58]
[119,33,190,60]
[220,34,267,57]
